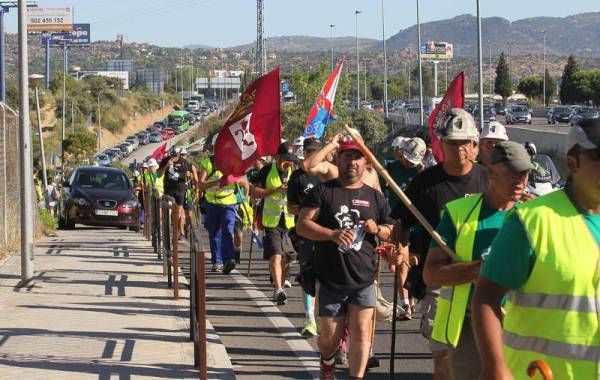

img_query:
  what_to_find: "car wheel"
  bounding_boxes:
[528,120,532,125]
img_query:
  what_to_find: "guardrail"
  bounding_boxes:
[189,209,208,380]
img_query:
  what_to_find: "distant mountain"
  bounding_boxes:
[227,35,378,53]
[386,12,600,57]
[184,44,213,50]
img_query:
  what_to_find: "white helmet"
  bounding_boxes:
[402,137,426,166]
[293,136,305,146]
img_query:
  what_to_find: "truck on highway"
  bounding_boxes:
[167,110,190,134]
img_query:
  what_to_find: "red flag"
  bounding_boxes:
[428,71,466,162]
[149,143,167,162]
[214,67,281,179]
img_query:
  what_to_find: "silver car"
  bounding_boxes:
[505,105,532,125]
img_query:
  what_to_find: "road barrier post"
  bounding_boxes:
[189,210,207,379]
[161,198,172,285]
[171,201,179,300]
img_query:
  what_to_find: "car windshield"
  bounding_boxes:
[75,170,130,190]
[555,107,569,112]
[513,106,528,112]
[97,154,107,160]
[577,107,593,114]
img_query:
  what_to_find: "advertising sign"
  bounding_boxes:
[27,7,73,33]
[42,23,90,46]
[420,41,454,60]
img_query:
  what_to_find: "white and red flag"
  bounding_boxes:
[214,67,281,182]
[304,58,344,138]
[428,71,466,162]
[149,142,167,162]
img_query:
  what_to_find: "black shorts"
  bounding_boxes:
[165,190,185,206]
[262,225,294,260]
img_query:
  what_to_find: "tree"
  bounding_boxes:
[350,108,388,147]
[63,131,97,159]
[544,69,556,106]
[559,55,580,105]
[410,65,434,99]
[517,77,543,99]
[494,52,512,100]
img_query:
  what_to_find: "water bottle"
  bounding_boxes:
[338,221,366,253]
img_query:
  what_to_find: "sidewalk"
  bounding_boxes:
[0,227,204,379]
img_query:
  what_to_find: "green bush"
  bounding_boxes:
[38,208,57,231]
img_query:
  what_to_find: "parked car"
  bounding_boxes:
[473,104,497,124]
[104,150,119,162]
[153,120,166,129]
[570,107,600,126]
[186,100,200,112]
[125,138,139,150]
[95,154,111,167]
[57,166,140,231]
[494,102,506,115]
[547,106,573,124]
[109,148,124,160]
[163,128,176,138]
[149,132,163,143]
[137,132,149,145]
[505,105,532,124]
[119,143,132,156]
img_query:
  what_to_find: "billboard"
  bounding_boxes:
[420,41,453,60]
[42,23,90,46]
[27,7,73,33]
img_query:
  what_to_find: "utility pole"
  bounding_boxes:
[355,10,361,108]
[61,39,67,166]
[256,0,266,76]
[416,0,424,126]
[329,24,335,72]
[488,40,493,95]
[381,0,389,117]
[542,30,546,107]
[476,0,484,128]
[18,0,34,284]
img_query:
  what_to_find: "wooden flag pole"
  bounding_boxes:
[343,125,458,262]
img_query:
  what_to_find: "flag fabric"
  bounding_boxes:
[304,59,344,139]
[428,71,466,162]
[149,142,167,162]
[214,67,281,181]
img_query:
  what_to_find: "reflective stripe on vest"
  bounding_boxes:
[262,162,294,229]
[432,193,484,348]
[202,157,237,205]
[502,189,600,379]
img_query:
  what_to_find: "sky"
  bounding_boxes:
[4,0,598,48]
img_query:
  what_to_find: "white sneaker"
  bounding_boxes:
[284,279,292,288]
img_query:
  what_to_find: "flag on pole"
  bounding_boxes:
[214,67,281,181]
[428,71,466,162]
[304,59,344,139]
[149,142,167,162]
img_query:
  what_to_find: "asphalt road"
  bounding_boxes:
[179,226,433,379]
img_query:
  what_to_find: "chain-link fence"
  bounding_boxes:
[0,103,21,252]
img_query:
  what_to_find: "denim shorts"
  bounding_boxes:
[317,282,376,318]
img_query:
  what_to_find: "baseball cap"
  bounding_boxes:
[402,137,426,165]
[180,147,188,155]
[391,136,409,149]
[147,158,159,168]
[170,146,182,156]
[489,141,535,172]
[338,138,363,155]
[437,108,479,141]
[276,141,296,162]
[566,119,600,154]
[481,121,509,141]
[303,137,322,151]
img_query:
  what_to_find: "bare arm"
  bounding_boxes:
[302,138,340,177]
[363,167,382,192]
[423,247,481,286]
[296,207,354,246]
[287,202,300,215]
[251,183,284,199]
[471,277,513,380]
[196,168,220,192]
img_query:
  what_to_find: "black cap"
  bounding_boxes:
[277,142,296,162]
[303,137,322,151]
[490,141,535,172]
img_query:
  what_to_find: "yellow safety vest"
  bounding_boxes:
[201,157,237,206]
[262,162,294,229]
[143,171,156,188]
[432,193,484,348]
[502,189,599,379]
[155,174,164,197]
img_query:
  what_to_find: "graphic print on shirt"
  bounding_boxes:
[303,183,315,194]
[334,205,366,253]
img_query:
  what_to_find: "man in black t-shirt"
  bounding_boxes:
[287,137,323,337]
[391,108,489,380]
[158,146,191,237]
[297,138,395,379]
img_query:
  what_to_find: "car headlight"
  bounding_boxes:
[73,197,88,206]
[122,199,140,208]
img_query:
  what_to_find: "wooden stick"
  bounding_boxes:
[343,125,458,262]
[370,253,381,357]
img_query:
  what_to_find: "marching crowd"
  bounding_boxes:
[133,110,597,380]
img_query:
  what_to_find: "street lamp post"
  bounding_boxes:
[381,0,389,117]
[542,30,546,107]
[416,0,424,126]
[476,0,484,128]
[329,24,335,72]
[355,10,361,109]
[488,40,493,95]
